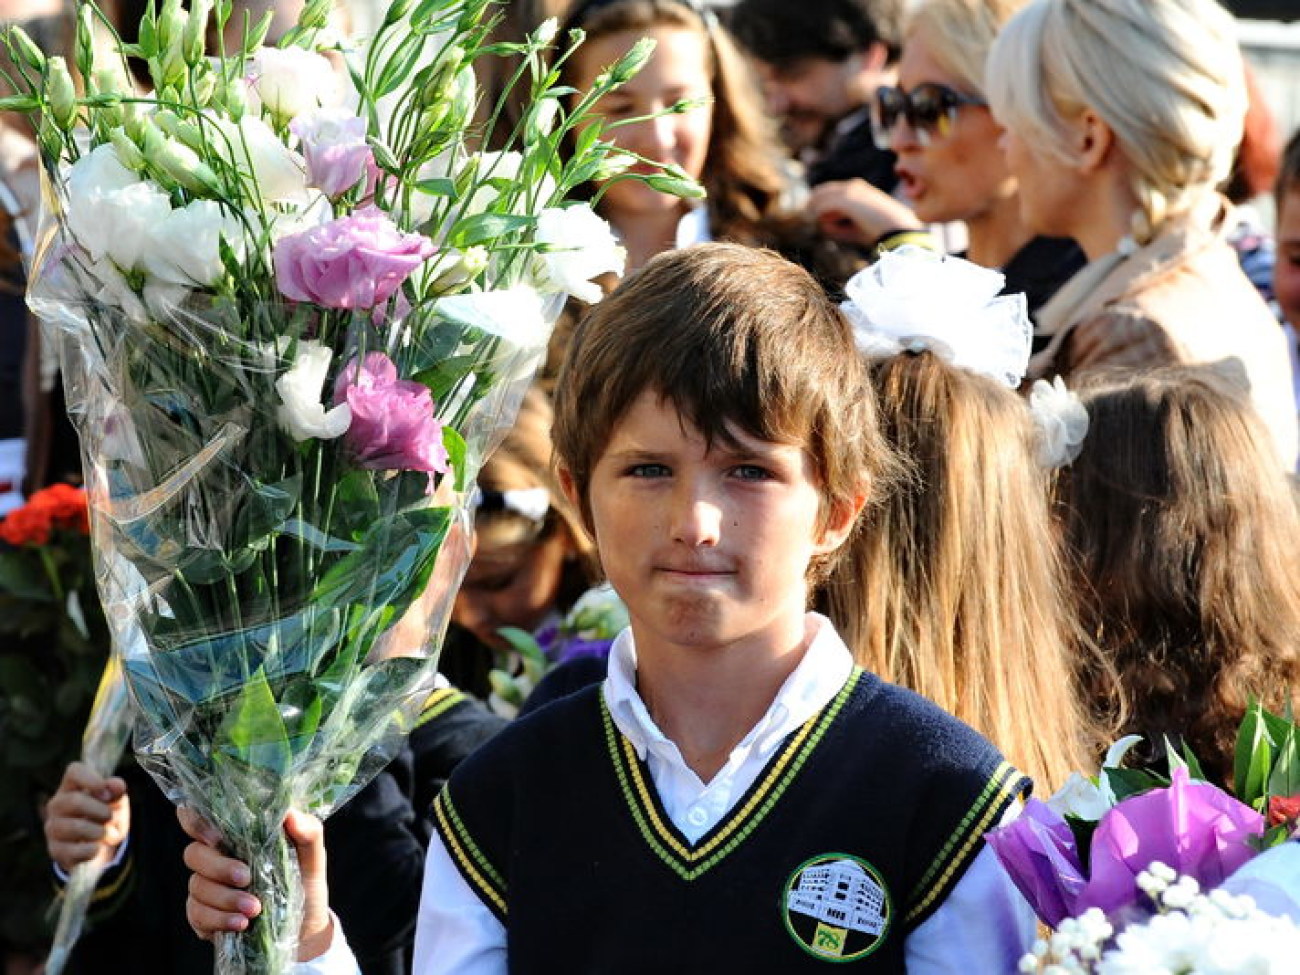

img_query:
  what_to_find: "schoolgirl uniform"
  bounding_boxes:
[299,614,1036,974]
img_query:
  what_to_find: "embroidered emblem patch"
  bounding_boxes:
[781,853,892,962]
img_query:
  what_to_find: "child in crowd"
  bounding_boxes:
[439,386,603,702]
[822,250,1102,793]
[181,243,1035,972]
[1273,129,1300,399]
[1052,366,1300,787]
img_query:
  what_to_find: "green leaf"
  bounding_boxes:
[1164,736,1207,782]
[375,30,429,99]
[413,354,478,405]
[442,426,468,492]
[0,553,55,600]
[413,176,456,197]
[448,212,532,248]
[367,136,400,172]
[1103,766,1166,803]
[1266,722,1300,799]
[1235,701,1277,804]
[217,666,292,775]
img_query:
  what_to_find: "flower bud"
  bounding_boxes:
[608,37,655,85]
[183,0,213,67]
[534,18,558,46]
[45,57,79,132]
[6,27,46,74]
[298,0,333,31]
[140,121,221,194]
[75,6,95,80]
[381,0,416,28]
[154,108,206,153]
[108,127,148,172]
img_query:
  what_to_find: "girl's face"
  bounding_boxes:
[453,525,574,651]
[890,25,1014,226]
[570,26,714,225]
[1276,188,1300,330]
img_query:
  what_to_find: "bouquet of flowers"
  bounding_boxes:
[990,711,1300,971]
[0,485,118,955]
[0,1,699,971]
[487,582,627,717]
[1019,863,1300,974]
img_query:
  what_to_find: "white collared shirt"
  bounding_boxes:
[298,615,1034,975]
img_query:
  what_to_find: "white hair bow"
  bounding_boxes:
[840,246,1033,388]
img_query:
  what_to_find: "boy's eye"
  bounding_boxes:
[627,463,670,478]
[731,464,774,481]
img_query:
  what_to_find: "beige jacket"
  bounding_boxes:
[1031,195,1298,469]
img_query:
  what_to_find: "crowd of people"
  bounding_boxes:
[5,0,1300,972]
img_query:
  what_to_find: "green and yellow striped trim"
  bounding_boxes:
[431,790,508,920]
[905,760,1027,924]
[416,686,467,728]
[604,669,862,882]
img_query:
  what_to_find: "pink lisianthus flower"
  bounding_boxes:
[290,110,374,198]
[273,206,434,309]
[333,352,449,476]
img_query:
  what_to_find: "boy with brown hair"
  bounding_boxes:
[183,243,1035,973]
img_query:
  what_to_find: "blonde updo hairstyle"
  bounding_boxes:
[905,0,1028,96]
[984,0,1247,245]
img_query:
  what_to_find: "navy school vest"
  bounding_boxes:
[432,669,1029,974]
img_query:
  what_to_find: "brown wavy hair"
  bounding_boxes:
[1053,366,1300,787]
[559,0,791,247]
[819,351,1106,792]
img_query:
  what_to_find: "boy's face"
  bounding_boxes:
[1275,188,1300,329]
[573,390,857,658]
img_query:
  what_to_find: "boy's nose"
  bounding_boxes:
[670,490,722,548]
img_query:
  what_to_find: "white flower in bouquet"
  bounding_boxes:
[246,46,342,121]
[274,339,352,442]
[434,286,550,381]
[1046,735,1146,820]
[141,199,246,287]
[65,145,172,271]
[1020,864,1300,974]
[535,204,625,303]
[208,114,309,203]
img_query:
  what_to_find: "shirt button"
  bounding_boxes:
[687,808,708,828]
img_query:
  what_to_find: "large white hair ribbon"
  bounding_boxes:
[840,245,1033,388]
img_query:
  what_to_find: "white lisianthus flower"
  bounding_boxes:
[142,200,247,287]
[247,47,341,120]
[65,145,173,271]
[534,204,625,303]
[274,340,352,442]
[1046,773,1111,821]
[435,286,550,381]
[209,115,309,203]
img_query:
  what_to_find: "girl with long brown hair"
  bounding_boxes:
[1053,365,1300,787]
[822,250,1104,792]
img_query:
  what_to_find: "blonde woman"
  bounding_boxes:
[810,0,1084,323]
[985,0,1298,468]
[821,250,1105,793]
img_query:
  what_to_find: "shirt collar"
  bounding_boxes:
[674,204,712,249]
[602,613,854,762]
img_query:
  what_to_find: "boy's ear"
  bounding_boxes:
[814,483,870,556]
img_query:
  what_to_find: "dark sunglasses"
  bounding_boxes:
[871,82,988,149]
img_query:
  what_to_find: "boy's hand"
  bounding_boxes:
[178,807,334,962]
[44,761,130,873]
